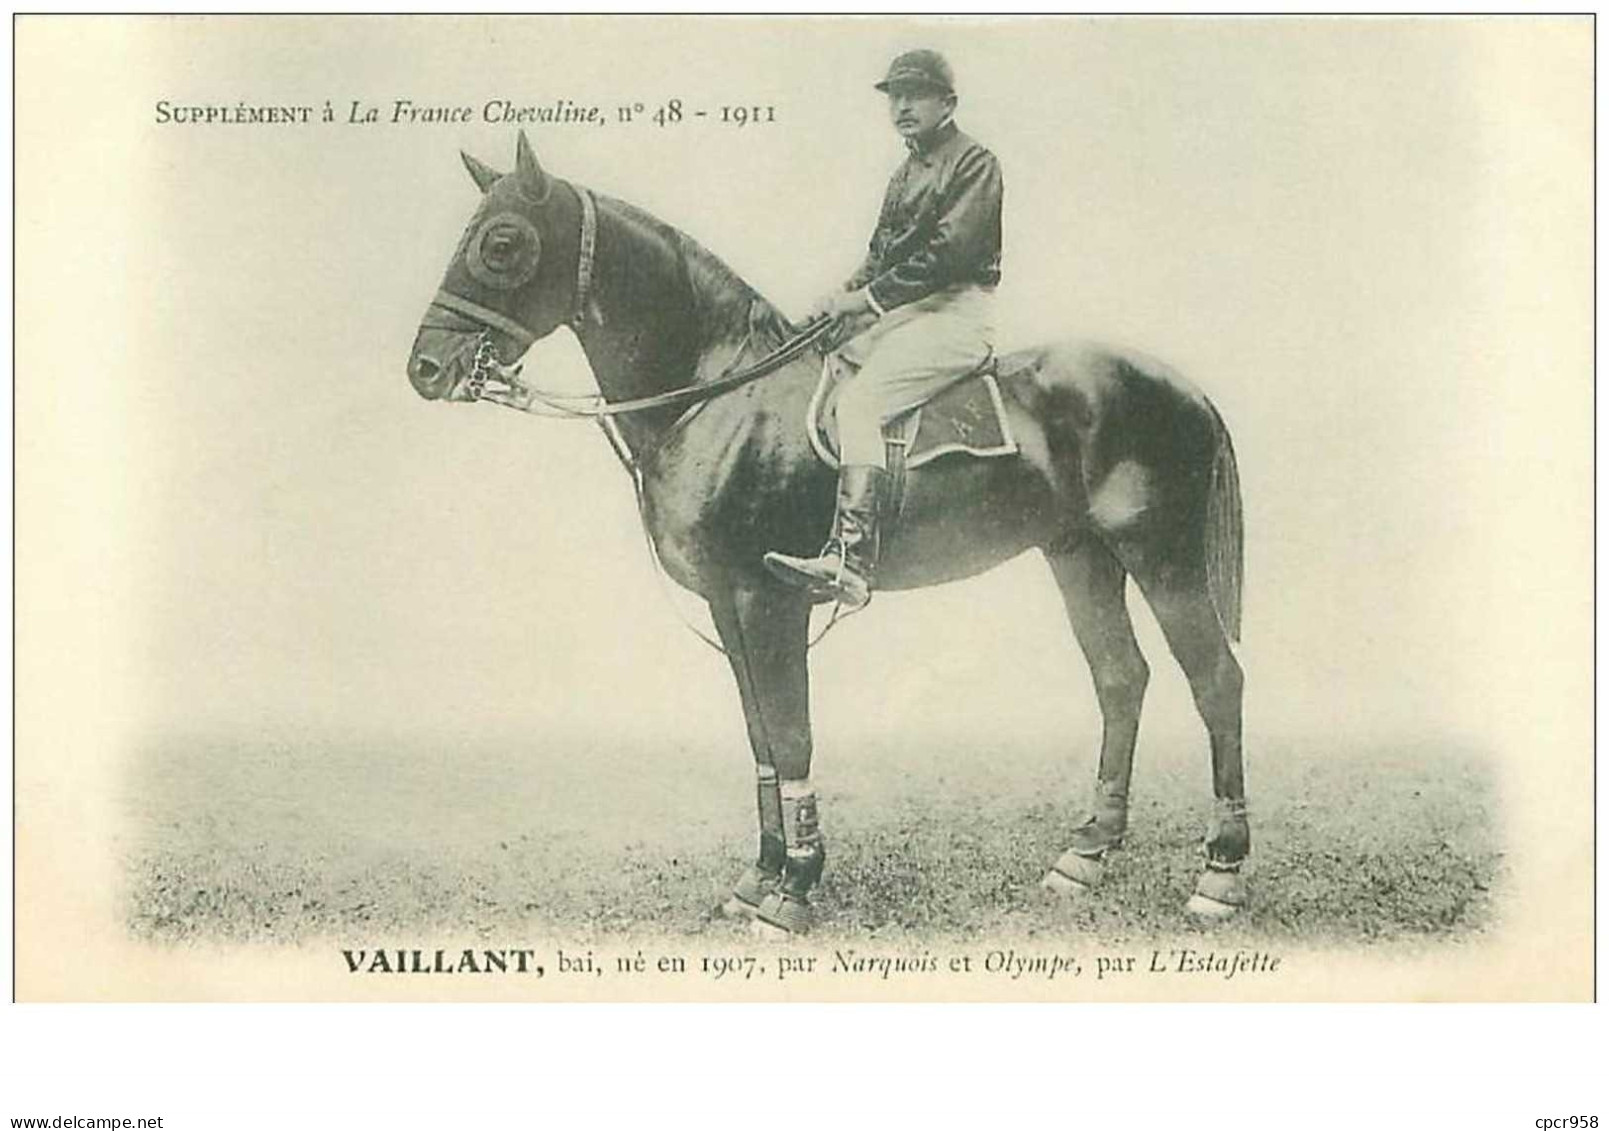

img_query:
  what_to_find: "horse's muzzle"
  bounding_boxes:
[410,328,527,405]
[408,352,450,400]
[408,327,476,401]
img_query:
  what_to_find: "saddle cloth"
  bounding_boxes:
[806,355,1019,471]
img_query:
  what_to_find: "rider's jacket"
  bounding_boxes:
[845,120,1003,314]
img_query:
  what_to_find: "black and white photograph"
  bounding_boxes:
[13,14,1593,1004]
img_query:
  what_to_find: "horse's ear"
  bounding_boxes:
[514,129,550,200]
[460,151,501,193]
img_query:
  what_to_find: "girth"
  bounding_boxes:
[881,427,913,527]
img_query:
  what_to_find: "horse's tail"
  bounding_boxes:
[1203,402,1243,643]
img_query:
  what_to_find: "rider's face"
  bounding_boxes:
[886,86,955,142]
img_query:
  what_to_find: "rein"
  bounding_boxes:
[500,315,831,419]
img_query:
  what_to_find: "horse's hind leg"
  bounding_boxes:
[1125,552,1249,917]
[1041,537,1149,896]
[709,582,822,936]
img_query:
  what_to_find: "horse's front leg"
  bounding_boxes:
[710,581,821,935]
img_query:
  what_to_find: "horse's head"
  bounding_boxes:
[407,131,585,402]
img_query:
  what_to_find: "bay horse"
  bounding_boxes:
[406,131,1249,934]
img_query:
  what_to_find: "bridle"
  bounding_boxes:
[422,181,831,419]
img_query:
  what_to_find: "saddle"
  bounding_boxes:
[806,355,1020,494]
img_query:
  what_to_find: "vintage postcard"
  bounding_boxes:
[13,14,1593,1001]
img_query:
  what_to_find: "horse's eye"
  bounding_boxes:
[466,211,542,290]
[485,229,519,258]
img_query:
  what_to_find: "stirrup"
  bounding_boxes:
[823,558,871,611]
[763,545,870,609]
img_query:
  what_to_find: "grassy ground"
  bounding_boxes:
[120,723,1499,949]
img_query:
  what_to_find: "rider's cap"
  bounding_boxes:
[874,49,956,95]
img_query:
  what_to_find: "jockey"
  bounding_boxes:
[764,48,1003,609]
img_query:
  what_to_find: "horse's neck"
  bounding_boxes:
[573,198,772,451]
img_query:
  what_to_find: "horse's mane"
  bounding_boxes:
[597,194,798,354]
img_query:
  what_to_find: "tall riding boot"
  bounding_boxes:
[763,465,887,610]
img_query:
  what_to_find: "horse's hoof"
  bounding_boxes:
[1041,869,1093,897]
[1186,867,1248,919]
[717,893,759,921]
[752,891,813,937]
[1185,892,1242,919]
[750,916,794,941]
[717,865,779,921]
[1043,850,1104,896]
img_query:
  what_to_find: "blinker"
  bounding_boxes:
[466,211,542,291]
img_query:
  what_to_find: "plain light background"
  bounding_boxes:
[12,15,1594,1000]
[78,18,1588,746]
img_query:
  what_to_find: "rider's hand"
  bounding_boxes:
[808,288,873,326]
[805,292,839,325]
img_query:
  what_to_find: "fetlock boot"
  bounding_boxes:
[763,465,887,609]
[754,780,824,935]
